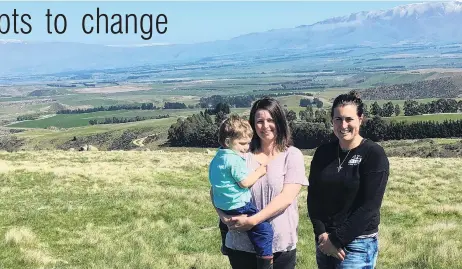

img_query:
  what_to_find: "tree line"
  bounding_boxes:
[299,98,323,108]
[167,105,462,149]
[89,115,169,125]
[402,99,462,116]
[17,114,42,121]
[57,102,193,114]
[199,92,313,109]
[369,101,400,117]
[361,116,462,141]
[164,102,187,109]
[58,103,160,114]
[168,112,218,147]
[368,98,462,117]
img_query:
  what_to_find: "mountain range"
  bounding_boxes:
[1,1,462,77]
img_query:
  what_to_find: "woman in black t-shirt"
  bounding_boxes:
[307,91,389,269]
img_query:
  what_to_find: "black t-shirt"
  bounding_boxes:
[307,138,389,248]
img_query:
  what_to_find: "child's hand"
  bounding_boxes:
[256,164,267,177]
[260,158,270,166]
[221,215,235,226]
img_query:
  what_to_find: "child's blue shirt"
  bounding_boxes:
[209,148,251,210]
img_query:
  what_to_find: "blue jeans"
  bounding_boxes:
[222,202,273,257]
[316,236,378,269]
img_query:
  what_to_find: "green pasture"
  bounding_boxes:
[0,151,460,268]
[388,113,462,123]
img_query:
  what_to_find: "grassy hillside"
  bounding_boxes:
[8,108,251,130]
[9,117,176,151]
[5,108,249,151]
[0,151,460,268]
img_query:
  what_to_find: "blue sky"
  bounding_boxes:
[0,1,422,45]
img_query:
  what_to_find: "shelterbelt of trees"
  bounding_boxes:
[199,92,313,108]
[366,98,462,117]
[56,102,189,114]
[89,115,169,125]
[57,103,160,114]
[167,103,462,149]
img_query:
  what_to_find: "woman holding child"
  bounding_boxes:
[211,97,308,269]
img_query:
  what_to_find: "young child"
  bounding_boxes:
[209,114,273,269]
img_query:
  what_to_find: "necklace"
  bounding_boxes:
[337,147,351,172]
[337,138,366,172]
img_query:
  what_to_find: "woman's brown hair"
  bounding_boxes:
[249,97,292,152]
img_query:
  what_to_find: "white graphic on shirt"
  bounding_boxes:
[348,155,362,166]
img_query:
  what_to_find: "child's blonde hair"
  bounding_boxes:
[218,114,253,148]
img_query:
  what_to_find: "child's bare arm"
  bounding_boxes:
[237,164,267,188]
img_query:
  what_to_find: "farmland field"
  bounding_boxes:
[8,109,199,129]
[0,151,460,269]
[388,113,462,123]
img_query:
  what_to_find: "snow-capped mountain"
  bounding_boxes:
[228,1,462,48]
[297,1,462,46]
[313,1,462,26]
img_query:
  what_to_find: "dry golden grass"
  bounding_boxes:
[0,150,460,268]
[5,227,37,247]
[4,226,65,267]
